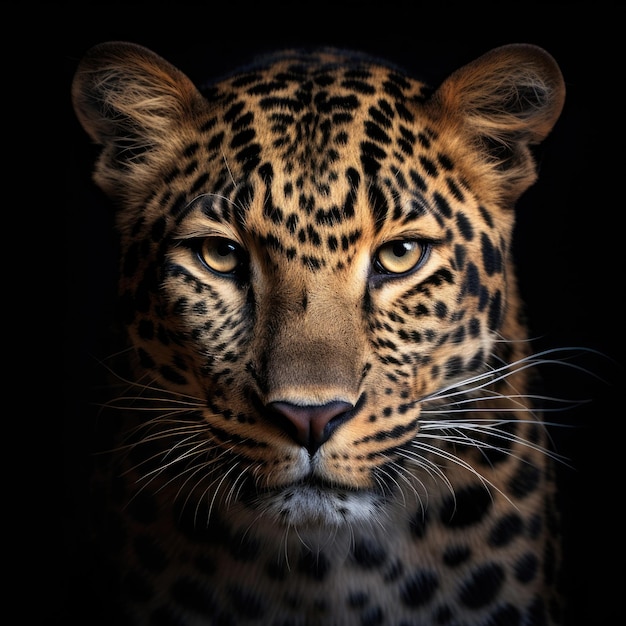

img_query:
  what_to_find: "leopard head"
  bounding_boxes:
[72,43,564,528]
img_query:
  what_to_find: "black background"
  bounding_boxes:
[63,5,624,625]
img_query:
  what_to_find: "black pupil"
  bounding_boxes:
[218,241,235,257]
[393,242,410,257]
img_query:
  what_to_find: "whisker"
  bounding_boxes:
[394,448,456,501]
[101,397,204,410]
[401,441,516,510]
[417,427,570,466]
[422,392,588,410]
[420,346,607,407]
[419,417,576,429]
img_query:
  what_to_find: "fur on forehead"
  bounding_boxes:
[72,42,564,218]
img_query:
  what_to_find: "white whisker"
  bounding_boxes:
[402,441,515,509]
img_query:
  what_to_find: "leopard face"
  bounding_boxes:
[72,43,566,624]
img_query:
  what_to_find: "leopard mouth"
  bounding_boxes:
[260,479,385,527]
[238,473,389,528]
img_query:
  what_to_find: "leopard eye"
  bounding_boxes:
[198,237,245,275]
[374,240,429,275]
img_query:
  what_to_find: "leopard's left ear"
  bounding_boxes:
[430,44,565,203]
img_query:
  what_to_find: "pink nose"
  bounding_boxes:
[268,400,354,453]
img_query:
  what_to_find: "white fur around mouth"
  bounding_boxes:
[257,481,384,528]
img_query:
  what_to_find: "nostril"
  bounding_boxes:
[267,400,354,453]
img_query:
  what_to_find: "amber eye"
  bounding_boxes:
[374,240,429,275]
[198,237,245,275]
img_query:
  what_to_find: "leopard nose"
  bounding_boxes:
[268,400,354,454]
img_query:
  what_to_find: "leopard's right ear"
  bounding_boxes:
[71,41,207,201]
[71,41,204,145]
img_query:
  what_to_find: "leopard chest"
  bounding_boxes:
[97,436,559,626]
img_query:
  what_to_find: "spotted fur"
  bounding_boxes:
[72,42,566,625]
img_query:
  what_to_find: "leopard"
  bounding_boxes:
[71,41,567,625]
